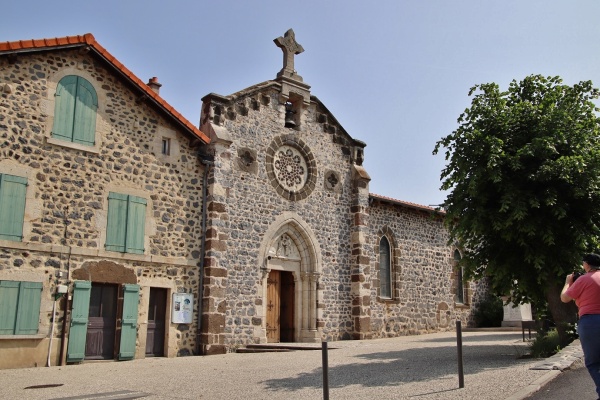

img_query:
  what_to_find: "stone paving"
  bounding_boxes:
[0,330,582,400]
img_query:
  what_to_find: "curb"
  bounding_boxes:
[503,339,584,400]
[504,370,562,400]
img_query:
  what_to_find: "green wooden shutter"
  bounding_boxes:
[126,196,146,254]
[67,281,92,363]
[52,75,78,141]
[106,193,128,252]
[0,174,27,241]
[0,281,42,335]
[14,282,42,334]
[72,77,97,146]
[0,281,20,335]
[118,284,140,360]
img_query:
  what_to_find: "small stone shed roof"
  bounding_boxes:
[0,33,209,145]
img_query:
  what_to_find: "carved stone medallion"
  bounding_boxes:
[273,145,307,192]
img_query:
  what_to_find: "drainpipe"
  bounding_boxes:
[196,153,214,355]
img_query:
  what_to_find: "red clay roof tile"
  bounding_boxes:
[0,33,209,145]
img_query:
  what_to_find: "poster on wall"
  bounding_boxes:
[171,293,194,324]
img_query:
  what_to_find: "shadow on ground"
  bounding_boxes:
[260,338,532,393]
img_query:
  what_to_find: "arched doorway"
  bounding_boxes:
[260,213,322,343]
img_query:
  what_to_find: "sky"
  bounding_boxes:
[2,1,600,207]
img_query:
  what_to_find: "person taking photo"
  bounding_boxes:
[561,253,600,399]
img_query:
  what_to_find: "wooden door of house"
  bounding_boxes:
[145,287,167,356]
[266,270,280,343]
[85,283,118,360]
[280,272,295,342]
[267,270,295,343]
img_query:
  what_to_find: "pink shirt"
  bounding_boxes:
[566,270,600,316]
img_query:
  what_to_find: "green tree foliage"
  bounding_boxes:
[473,294,504,327]
[434,75,600,345]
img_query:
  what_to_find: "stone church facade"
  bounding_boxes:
[0,31,486,369]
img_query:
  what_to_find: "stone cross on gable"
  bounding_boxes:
[274,29,304,78]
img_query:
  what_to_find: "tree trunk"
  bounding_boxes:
[546,283,579,347]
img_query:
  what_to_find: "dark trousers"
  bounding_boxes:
[579,314,600,397]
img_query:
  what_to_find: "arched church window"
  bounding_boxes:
[379,236,392,298]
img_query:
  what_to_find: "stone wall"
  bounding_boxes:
[201,85,361,348]
[0,49,205,366]
[0,40,490,364]
[199,80,487,350]
[367,199,488,336]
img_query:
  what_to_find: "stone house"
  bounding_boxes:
[0,30,487,369]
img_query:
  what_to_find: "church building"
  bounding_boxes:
[0,30,487,369]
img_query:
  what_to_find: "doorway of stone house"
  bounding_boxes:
[145,287,167,356]
[266,270,295,343]
[85,283,118,360]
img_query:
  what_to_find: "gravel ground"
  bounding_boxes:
[0,331,559,400]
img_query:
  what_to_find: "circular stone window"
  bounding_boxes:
[266,136,316,201]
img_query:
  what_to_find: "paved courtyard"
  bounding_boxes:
[0,331,566,400]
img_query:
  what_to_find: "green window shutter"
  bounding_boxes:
[0,281,20,335]
[0,281,42,335]
[52,75,78,141]
[106,192,129,252]
[0,174,27,241]
[118,284,140,360]
[72,77,97,146]
[67,281,92,363]
[14,282,42,334]
[125,196,146,254]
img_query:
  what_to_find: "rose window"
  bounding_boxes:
[273,145,308,192]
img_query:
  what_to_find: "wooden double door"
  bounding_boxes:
[86,285,167,358]
[266,270,295,343]
[67,281,140,363]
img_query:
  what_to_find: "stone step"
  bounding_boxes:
[236,343,329,353]
[236,348,292,353]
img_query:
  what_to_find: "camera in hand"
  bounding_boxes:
[573,271,583,282]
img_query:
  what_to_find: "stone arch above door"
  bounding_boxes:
[258,212,323,343]
[73,260,137,284]
[259,211,322,274]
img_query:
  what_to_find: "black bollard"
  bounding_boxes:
[456,320,465,388]
[322,341,329,400]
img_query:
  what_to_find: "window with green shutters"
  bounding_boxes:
[52,75,98,146]
[106,192,147,254]
[0,281,42,335]
[0,173,27,242]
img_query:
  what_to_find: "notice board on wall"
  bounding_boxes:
[172,293,194,324]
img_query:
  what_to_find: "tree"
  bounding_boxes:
[433,75,600,346]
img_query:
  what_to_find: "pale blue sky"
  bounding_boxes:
[3,1,600,206]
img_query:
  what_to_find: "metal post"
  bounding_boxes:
[322,341,329,400]
[456,320,465,388]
